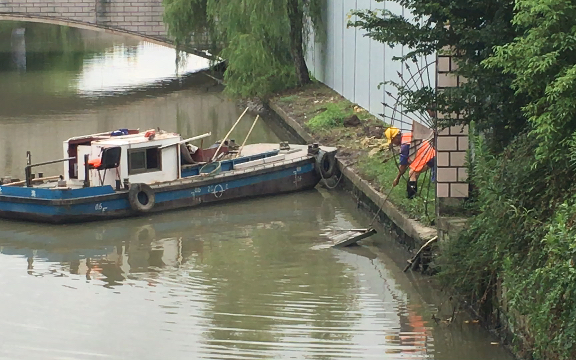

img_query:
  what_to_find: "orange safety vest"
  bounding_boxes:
[409,139,436,173]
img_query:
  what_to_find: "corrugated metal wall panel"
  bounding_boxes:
[354,0,372,112]
[383,1,407,130]
[331,1,345,94]
[341,0,357,101]
[323,2,335,87]
[368,0,385,121]
[313,33,325,82]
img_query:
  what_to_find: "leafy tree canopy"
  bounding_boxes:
[163,0,324,99]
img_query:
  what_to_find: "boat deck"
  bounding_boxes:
[11,143,335,191]
[161,143,326,189]
[238,143,334,160]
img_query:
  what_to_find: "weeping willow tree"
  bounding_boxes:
[163,0,324,98]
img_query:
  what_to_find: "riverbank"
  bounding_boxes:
[265,82,437,250]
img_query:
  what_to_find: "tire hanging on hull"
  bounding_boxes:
[128,183,155,212]
[315,150,337,179]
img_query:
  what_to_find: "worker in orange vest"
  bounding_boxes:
[385,126,436,199]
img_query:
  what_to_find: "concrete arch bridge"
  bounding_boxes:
[0,0,211,58]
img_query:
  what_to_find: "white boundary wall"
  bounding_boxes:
[306,0,434,131]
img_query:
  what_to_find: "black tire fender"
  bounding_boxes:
[315,150,336,179]
[128,183,155,212]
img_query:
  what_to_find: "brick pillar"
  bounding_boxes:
[436,50,469,214]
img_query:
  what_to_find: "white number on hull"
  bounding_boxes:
[95,203,107,212]
[207,184,228,198]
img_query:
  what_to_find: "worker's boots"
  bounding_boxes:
[407,181,418,199]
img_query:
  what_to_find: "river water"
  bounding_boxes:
[0,22,515,360]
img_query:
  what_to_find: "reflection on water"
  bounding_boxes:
[0,21,280,178]
[10,28,25,71]
[0,190,514,360]
[0,22,210,94]
[76,42,210,95]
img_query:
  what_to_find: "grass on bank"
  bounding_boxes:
[306,102,353,131]
[358,155,436,225]
[275,90,436,226]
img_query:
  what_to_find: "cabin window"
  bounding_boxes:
[128,147,161,174]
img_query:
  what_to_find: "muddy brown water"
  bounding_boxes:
[0,22,515,360]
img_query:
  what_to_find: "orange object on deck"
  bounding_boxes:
[88,158,102,168]
[144,129,156,138]
[409,140,435,173]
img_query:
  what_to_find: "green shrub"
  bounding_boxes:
[438,132,576,360]
[305,102,353,132]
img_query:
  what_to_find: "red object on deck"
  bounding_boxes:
[88,158,102,168]
[144,130,156,138]
[191,146,229,163]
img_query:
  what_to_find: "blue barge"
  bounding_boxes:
[0,129,337,223]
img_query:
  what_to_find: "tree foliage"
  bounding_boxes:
[348,0,525,150]
[163,0,324,98]
[439,132,576,360]
[485,0,576,162]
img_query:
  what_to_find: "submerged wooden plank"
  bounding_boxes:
[327,228,377,247]
[329,232,354,243]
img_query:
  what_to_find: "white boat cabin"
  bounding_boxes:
[64,129,183,189]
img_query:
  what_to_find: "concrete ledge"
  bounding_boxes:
[268,102,314,143]
[268,99,437,244]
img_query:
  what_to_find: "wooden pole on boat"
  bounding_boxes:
[83,154,90,188]
[180,133,212,144]
[211,107,249,162]
[158,132,212,150]
[3,175,61,187]
[235,115,260,158]
[25,151,31,187]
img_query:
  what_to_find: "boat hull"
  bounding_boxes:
[0,158,321,224]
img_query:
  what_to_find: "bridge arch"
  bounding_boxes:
[0,5,210,59]
[1,13,176,47]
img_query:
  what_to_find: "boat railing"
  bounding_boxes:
[209,154,313,181]
[231,154,310,173]
[65,128,140,142]
[24,153,76,187]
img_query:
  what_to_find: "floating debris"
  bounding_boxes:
[322,228,377,247]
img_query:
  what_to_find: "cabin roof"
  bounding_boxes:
[92,132,180,147]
